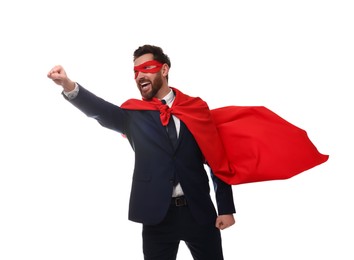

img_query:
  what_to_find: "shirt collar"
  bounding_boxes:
[161,88,175,107]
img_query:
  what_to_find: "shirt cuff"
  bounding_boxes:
[63,83,79,100]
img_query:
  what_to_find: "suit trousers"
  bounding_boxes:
[142,200,223,260]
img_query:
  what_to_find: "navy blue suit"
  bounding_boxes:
[65,85,235,259]
[65,85,235,224]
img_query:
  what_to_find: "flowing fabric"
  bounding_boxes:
[121,87,329,185]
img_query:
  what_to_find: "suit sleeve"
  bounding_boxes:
[209,167,236,215]
[62,84,127,134]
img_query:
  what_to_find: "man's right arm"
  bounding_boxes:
[47,65,127,134]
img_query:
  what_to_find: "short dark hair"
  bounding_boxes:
[133,44,171,68]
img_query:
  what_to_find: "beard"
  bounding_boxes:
[139,72,163,100]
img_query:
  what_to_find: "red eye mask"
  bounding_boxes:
[134,60,163,79]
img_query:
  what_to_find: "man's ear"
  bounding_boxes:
[162,63,169,77]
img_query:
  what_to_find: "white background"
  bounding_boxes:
[0,0,353,259]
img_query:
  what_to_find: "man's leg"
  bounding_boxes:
[142,206,181,260]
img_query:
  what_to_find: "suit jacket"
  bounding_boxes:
[65,85,236,225]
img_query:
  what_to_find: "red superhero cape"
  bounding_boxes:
[121,87,329,185]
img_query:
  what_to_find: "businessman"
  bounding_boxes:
[47,44,236,260]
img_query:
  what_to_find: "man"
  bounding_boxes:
[47,44,236,260]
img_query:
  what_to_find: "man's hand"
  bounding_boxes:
[215,214,235,230]
[47,65,75,92]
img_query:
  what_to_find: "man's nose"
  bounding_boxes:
[135,71,146,80]
[135,71,141,79]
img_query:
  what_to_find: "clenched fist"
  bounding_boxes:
[47,65,75,92]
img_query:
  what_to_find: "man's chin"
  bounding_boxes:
[141,92,153,100]
[141,90,156,100]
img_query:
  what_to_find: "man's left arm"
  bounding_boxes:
[210,168,236,230]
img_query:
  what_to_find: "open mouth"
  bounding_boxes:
[141,81,150,88]
[140,81,151,91]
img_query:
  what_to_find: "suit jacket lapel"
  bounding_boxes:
[151,112,188,152]
[150,112,176,153]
